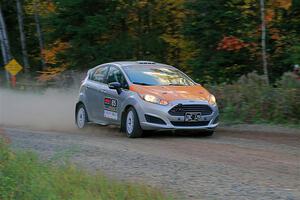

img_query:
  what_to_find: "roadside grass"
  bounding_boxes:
[219,117,300,129]
[0,140,172,200]
[209,72,300,128]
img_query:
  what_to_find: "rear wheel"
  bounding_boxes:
[125,107,143,138]
[76,104,88,129]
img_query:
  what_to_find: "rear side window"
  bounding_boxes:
[91,66,109,83]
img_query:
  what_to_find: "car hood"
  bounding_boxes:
[129,85,211,102]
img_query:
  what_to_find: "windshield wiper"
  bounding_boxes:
[168,83,185,86]
[133,82,152,86]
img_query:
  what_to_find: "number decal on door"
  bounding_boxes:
[104,97,118,120]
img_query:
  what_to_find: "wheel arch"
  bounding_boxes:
[119,94,142,124]
[120,104,134,132]
[121,105,144,138]
[75,101,89,122]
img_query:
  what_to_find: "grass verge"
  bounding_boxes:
[0,140,172,200]
[209,72,300,126]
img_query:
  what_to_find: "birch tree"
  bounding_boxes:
[0,3,11,63]
[260,0,269,85]
[33,0,45,69]
[0,3,11,83]
[16,0,30,72]
[0,26,9,83]
[0,16,7,64]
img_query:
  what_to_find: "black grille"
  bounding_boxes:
[171,121,210,127]
[168,104,213,116]
[145,114,166,125]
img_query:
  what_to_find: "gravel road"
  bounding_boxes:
[2,126,300,200]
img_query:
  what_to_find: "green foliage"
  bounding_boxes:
[184,0,300,83]
[184,0,259,83]
[209,72,300,124]
[0,140,172,200]
[1,0,300,82]
[45,0,181,69]
[284,45,300,65]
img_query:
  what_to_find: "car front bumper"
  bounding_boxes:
[135,99,219,131]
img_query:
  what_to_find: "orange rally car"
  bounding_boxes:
[75,61,219,138]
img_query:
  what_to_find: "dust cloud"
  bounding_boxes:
[0,88,79,132]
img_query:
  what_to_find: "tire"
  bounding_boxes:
[76,104,88,129]
[125,107,143,138]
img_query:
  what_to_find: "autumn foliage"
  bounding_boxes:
[42,41,70,65]
[38,41,70,82]
[37,66,67,82]
[217,36,253,51]
[1,0,299,84]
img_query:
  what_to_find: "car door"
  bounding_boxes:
[85,66,109,123]
[102,66,129,124]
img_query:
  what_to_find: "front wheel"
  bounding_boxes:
[76,104,88,129]
[125,107,143,138]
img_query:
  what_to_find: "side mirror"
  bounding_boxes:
[108,82,122,94]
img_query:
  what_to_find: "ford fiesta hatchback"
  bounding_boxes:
[75,61,219,138]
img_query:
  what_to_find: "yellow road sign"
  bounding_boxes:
[5,59,23,76]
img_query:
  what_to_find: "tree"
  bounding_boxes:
[1,0,299,83]
[0,3,11,63]
[156,0,195,70]
[184,0,298,83]
[184,0,259,83]
[260,0,269,85]
[0,3,11,83]
[25,0,55,70]
[16,0,30,72]
[33,0,45,69]
[45,0,186,70]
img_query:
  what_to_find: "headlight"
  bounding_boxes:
[208,94,217,105]
[141,94,169,105]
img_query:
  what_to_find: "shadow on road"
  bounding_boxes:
[78,124,216,139]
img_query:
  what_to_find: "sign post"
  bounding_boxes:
[11,75,17,87]
[4,59,23,87]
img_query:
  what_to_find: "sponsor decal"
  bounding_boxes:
[104,97,118,119]
[104,97,117,112]
[104,110,118,120]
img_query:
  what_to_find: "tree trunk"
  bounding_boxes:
[16,0,30,73]
[0,4,11,84]
[0,4,11,62]
[0,23,7,63]
[33,0,46,70]
[260,0,269,85]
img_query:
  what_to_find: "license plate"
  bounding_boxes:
[184,112,202,122]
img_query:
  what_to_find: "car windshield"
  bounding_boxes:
[123,66,195,86]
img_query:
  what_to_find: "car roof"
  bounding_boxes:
[109,61,175,69]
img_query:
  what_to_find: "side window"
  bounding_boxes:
[107,67,128,88]
[91,66,109,83]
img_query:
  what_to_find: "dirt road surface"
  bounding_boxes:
[1,82,299,199]
[3,126,300,200]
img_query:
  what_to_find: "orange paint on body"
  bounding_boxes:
[129,84,211,102]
